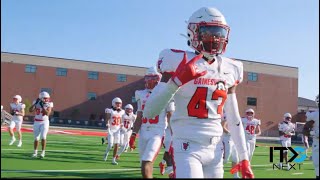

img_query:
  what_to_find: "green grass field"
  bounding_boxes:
[1,128,316,178]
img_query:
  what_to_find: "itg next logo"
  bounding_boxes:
[269,147,307,170]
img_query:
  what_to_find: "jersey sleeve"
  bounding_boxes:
[222,57,244,88]
[49,102,54,108]
[257,119,261,126]
[105,108,111,114]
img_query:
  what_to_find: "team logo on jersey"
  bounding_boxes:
[216,81,226,91]
[181,142,190,151]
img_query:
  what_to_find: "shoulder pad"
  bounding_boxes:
[221,57,243,87]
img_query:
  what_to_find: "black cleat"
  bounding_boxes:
[101,138,105,145]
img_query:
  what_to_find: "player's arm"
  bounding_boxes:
[41,105,52,116]
[132,111,143,135]
[29,99,40,112]
[144,53,205,119]
[225,85,254,178]
[256,123,261,136]
[105,112,111,129]
[16,107,25,116]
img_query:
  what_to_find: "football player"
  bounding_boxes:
[29,91,53,158]
[8,95,26,147]
[303,95,319,178]
[103,97,125,165]
[116,104,136,159]
[241,108,261,161]
[129,67,174,178]
[143,7,254,178]
[278,112,295,170]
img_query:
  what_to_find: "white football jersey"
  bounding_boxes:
[278,121,295,140]
[157,49,243,143]
[306,110,319,142]
[32,100,54,121]
[121,113,136,131]
[10,103,26,121]
[242,118,261,141]
[135,89,167,130]
[105,108,125,132]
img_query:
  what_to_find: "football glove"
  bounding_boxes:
[129,133,137,149]
[171,53,207,87]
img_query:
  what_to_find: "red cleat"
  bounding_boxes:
[159,162,165,175]
[115,155,120,160]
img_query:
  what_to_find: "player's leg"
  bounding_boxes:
[230,141,240,178]
[112,130,121,165]
[117,131,130,157]
[16,120,23,147]
[32,123,41,157]
[141,134,163,178]
[104,132,114,161]
[172,138,204,178]
[8,120,16,145]
[249,140,256,161]
[223,138,231,164]
[40,122,50,158]
[203,138,224,178]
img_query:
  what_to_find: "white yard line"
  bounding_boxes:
[292,172,304,175]
[1,168,141,173]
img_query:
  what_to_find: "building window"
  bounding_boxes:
[117,74,127,82]
[248,72,258,81]
[25,64,37,73]
[56,68,67,76]
[88,71,99,80]
[40,88,52,95]
[87,92,97,100]
[247,97,257,106]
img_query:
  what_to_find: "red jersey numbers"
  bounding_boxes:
[111,116,121,126]
[123,120,130,129]
[246,125,255,135]
[187,87,227,118]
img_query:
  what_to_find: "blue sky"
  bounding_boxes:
[1,0,319,100]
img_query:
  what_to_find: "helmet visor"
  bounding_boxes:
[198,25,228,54]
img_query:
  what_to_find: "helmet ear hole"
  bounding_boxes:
[187,40,190,46]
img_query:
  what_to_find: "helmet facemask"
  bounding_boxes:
[188,22,229,59]
[144,75,160,90]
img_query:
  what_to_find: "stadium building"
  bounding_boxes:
[1,52,299,136]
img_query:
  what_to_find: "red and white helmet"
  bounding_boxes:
[112,97,122,109]
[125,104,134,114]
[13,95,22,103]
[39,91,50,102]
[187,7,230,60]
[283,112,292,122]
[245,108,255,120]
[145,66,162,90]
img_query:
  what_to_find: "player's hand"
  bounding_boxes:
[171,53,207,87]
[39,101,44,108]
[34,98,41,105]
[230,160,254,178]
[129,133,137,149]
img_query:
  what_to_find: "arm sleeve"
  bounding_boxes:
[135,91,142,112]
[143,80,179,119]
[21,104,26,109]
[166,100,175,113]
[224,93,249,161]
